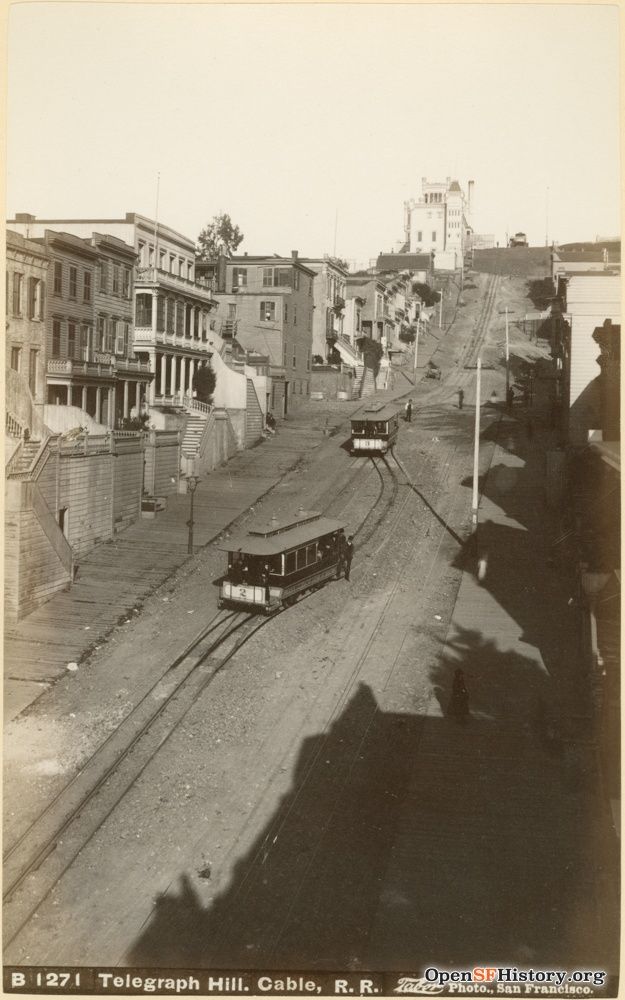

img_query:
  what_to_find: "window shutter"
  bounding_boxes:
[115,320,125,355]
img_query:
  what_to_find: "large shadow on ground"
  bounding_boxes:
[126,672,618,973]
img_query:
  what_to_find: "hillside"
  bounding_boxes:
[472,247,551,279]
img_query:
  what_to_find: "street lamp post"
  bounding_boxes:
[186,474,200,554]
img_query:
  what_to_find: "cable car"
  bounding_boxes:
[216,509,348,613]
[350,403,399,455]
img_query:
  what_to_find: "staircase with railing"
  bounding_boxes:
[336,335,362,366]
[245,379,264,445]
[5,435,73,623]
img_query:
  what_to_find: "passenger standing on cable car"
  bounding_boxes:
[343,535,355,581]
[261,562,271,606]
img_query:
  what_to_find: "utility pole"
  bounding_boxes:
[505,306,510,392]
[438,288,443,327]
[153,171,160,269]
[413,316,420,382]
[471,357,482,541]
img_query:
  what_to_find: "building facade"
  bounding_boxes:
[403,177,473,269]
[345,276,389,344]
[6,230,49,417]
[213,253,315,416]
[8,212,217,410]
[88,232,151,423]
[553,272,621,446]
[299,256,348,362]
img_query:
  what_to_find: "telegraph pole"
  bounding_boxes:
[505,307,510,392]
[413,316,420,382]
[471,357,482,541]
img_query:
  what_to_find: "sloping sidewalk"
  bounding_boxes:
[4,378,419,722]
[370,386,620,971]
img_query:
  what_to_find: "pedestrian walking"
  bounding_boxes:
[343,534,355,581]
[449,668,470,723]
[405,399,413,423]
[457,388,464,410]
[506,386,514,414]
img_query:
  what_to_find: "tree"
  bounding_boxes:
[412,282,440,307]
[193,365,217,403]
[196,213,244,260]
[329,256,350,272]
[356,336,384,377]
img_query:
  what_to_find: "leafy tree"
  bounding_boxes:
[399,328,416,344]
[196,213,244,260]
[527,277,555,311]
[412,282,440,307]
[329,256,350,272]
[356,336,384,377]
[193,365,217,403]
[120,412,149,432]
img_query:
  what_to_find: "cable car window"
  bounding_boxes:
[306,544,316,564]
[297,548,307,570]
[285,551,297,574]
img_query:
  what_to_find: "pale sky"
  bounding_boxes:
[7,3,621,264]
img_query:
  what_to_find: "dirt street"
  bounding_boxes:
[4,271,618,978]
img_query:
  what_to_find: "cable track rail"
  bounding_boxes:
[3,450,407,954]
[458,272,500,369]
[5,311,486,956]
[3,609,276,947]
[176,438,462,966]
[3,609,239,866]
[351,456,399,549]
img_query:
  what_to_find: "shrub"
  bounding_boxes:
[356,336,384,376]
[193,365,217,403]
[412,282,440,307]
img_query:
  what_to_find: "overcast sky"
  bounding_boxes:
[7,3,620,265]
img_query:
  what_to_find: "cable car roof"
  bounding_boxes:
[216,509,347,555]
[351,404,399,422]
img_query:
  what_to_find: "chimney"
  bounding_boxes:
[291,250,298,260]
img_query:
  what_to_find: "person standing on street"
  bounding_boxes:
[506,386,514,414]
[458,388,464,410]
[450,668,470,723]
[343,535,355,581]
[405,399,413,423]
